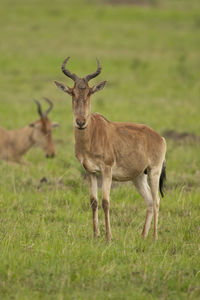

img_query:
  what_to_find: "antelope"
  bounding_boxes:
[0,98,59,163]
[55,57,166,242]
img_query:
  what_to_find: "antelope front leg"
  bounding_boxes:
[87,172,100,238]
[102,166,112,242]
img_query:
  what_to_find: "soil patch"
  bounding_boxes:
[104,0,156,6]
[163,129,200,144]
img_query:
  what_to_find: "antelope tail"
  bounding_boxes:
[159,161,166,198]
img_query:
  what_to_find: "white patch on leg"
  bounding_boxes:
[133,174,154,238]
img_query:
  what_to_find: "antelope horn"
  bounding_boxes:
[62,57,77,81]
[85,58,102,82]
[33,99,43,118]
[43,97,53,117]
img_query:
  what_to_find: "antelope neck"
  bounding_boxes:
[19,126,36,155]
[74,115,92,150]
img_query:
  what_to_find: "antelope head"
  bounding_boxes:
[54,57,107,130]
[29,98,59,158]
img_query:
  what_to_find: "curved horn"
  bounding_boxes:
[43,97,53,117]
[62,57,77,82]
[85,58,102,82]
[34,99,43,118]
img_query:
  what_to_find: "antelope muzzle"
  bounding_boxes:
[76,117,86,130]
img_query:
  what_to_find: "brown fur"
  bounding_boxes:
[55,58,166,242]
[75,113,165,181]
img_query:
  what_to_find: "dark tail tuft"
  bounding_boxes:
[159,161,166,198]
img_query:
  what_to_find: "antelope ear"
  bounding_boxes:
[52,122,60,128]
[54,80,72,95]
[91,80,107,94]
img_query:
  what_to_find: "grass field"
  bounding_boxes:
[0,0,200,299]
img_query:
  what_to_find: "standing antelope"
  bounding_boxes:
[0,98,59,163]
[55,57,166,242]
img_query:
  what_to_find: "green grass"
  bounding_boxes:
[0,0,200,299]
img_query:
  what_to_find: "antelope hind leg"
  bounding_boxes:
[133,174,154,239]
[102,166,112,242]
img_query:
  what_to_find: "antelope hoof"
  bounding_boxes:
[94,231,100,239]
[142,233,147,240]
[106,234,112,243]
[153,234,158,241]
[142,229,148,239]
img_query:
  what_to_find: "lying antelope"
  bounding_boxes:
[55,57,166,242]
[0,98,59,163]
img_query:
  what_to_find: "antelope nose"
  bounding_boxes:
[76,118,86,128]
